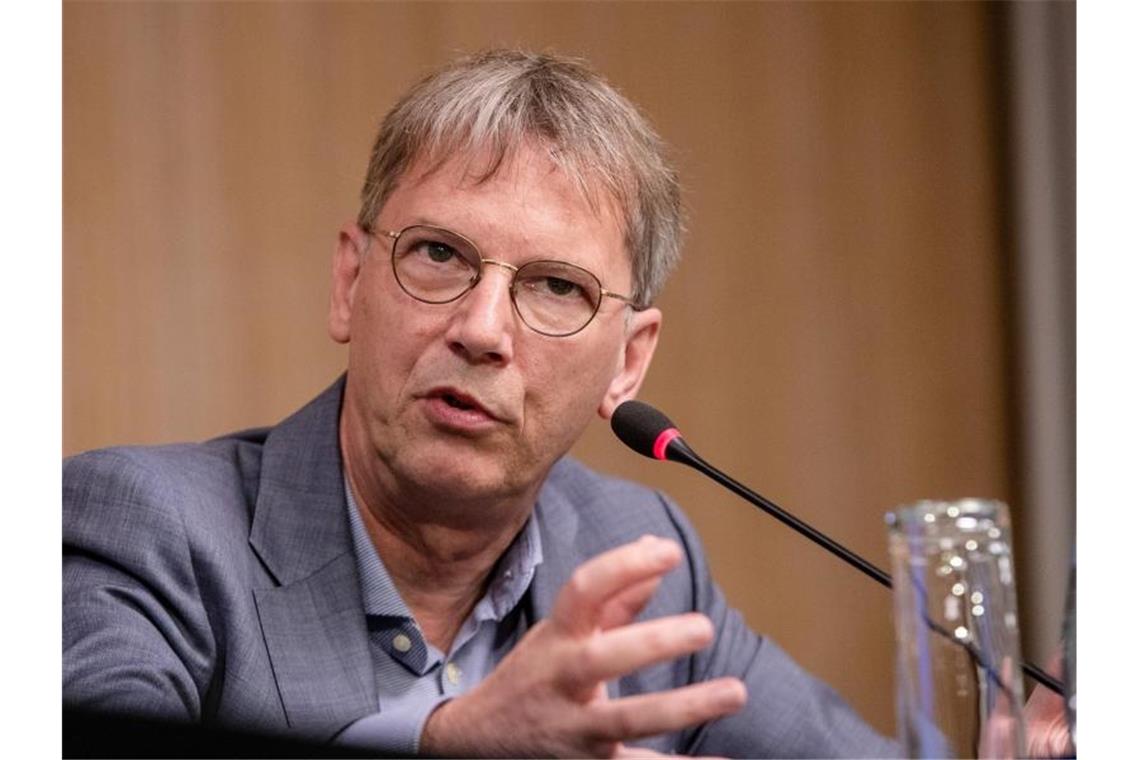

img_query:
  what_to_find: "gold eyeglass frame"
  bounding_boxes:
[364,223,637,337]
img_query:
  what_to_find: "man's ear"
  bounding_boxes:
[328,224,369,344]
[598,307,662,418]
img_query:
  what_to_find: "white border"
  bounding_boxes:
[1077,1,1137,755]
[1,1,62,756]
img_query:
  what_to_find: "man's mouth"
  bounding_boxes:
[425,387,499,421]
[441,392,478,411]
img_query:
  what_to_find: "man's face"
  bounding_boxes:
[329,145,661,509]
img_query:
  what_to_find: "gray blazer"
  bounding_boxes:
[63,377,897,757]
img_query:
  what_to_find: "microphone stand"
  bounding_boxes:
[666,437,1064,696]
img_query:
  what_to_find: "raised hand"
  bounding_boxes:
[419,535,747,758]
[1023,651,1073,758]
[979,651,1073,758]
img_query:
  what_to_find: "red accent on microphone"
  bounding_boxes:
[652,428,682,461]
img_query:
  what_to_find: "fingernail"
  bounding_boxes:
[718,680,747,707]
[651,538,679,562]
[686,615,713,642]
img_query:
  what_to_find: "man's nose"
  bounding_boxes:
[444,262,517,365]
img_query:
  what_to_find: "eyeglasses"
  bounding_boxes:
[363,224,637,337]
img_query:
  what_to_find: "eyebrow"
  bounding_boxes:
[393,219,602,272]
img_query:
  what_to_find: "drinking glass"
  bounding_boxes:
[886,499,1026,758]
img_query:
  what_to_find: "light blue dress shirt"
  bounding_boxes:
[335,477,543,754]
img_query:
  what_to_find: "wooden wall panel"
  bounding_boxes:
[64,1,1013,737]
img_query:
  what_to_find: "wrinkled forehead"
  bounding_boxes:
[382,138,632,245]
[426,139,619,211]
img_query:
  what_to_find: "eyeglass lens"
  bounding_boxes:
[390,225,603,336]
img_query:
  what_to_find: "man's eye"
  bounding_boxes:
[543,277,581,297]
[424,242,456,263]
[538,274,583,296]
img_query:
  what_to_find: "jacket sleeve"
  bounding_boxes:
[63,449,216,722]
[657,492,901,758]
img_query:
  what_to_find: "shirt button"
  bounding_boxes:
[392,634,412,653]
[445,662,462,685]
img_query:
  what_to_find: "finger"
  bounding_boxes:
[613,746,673,758]
[980,657,1022,757]
[994,656,1014,715]
[1026,646,1065,707]
[615,748,729,760]
[567,613,713,688]
[591,677,747,743]
[1024,648,1073,757]
[597,575,662,631]
[553,535,682,635]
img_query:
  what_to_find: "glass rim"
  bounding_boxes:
[885,497,1009,534]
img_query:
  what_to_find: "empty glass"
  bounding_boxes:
[887,499,1026,758]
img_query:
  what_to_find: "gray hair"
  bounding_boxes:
[356,49,683,309]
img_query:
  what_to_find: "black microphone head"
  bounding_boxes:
[611,400,683,461]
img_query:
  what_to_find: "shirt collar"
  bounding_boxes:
[344,474,543,622]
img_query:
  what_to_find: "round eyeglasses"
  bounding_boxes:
[364,224,637,337]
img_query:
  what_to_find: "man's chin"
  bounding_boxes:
[393,450,532,506]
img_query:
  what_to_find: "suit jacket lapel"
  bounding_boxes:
[253,554,375,736]
[530,469,584,622]
[248,376,378,736]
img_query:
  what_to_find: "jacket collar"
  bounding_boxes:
[249,375,350,586]
[529,460,584,621]
[248,376,378,737]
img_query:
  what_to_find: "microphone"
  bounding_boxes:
[610,399,1063,696]
[609,399,695,464]
[611,400,892,586]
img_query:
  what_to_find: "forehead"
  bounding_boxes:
[379,145,630,276]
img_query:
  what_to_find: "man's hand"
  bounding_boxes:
[1024,652,1073,758]
[980,652,1073,758]
[419,535,747,758]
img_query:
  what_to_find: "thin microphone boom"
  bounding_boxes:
[676,437,894,588]
[610,399,1063,696]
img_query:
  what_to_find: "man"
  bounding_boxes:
[64,50,1062,757]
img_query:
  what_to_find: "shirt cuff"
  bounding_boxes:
[334,695,452,755]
